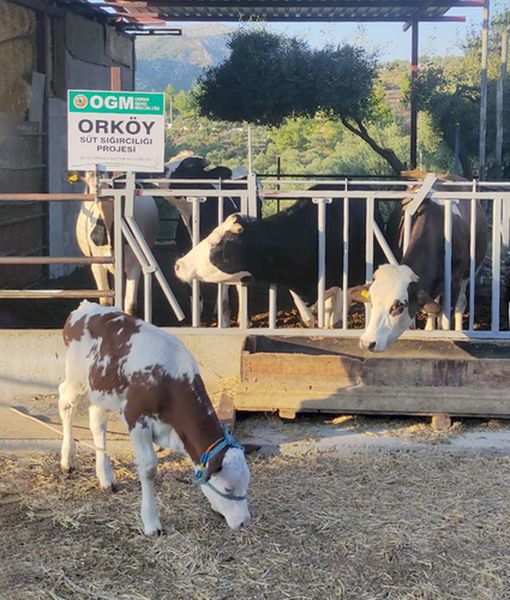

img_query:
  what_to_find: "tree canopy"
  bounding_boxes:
[196,29,407,172]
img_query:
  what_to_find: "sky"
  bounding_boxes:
[175,0,507,62]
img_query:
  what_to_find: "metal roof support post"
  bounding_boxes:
[479,0,490,179]
[496,27,509,178]
[410,18,419,169]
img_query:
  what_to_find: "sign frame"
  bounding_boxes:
[67,90,165,173]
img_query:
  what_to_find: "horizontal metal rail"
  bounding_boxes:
[0,193,100,202]
[0,289,115,299]
[0,256,113,265]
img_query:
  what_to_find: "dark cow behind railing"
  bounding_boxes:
[174,183,387,328]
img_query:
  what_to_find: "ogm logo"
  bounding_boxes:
[73,94,88,109]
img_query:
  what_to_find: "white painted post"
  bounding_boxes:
[269,285,277,329]
[113,193,123,310]
[492,197,502,333]
[314,197,331,329]
[365,194,375,325]
[468,180,478,333]
[342,179,349,330]
[190,196,202,328]
[443,200,453,330]
[217,182,225,329]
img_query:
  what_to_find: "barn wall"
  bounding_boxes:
[0,1,46,287]
[0,0,36,118]
[48,13,134,278]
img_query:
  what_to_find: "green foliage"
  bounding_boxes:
[197,29,378,126]
[402,8,510,178]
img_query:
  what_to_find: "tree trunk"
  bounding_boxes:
[341,117,406,175]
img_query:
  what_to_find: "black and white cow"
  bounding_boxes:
[351,179,488,351]
[174,191,385,328]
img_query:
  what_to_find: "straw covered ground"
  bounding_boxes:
[1,448,509,600]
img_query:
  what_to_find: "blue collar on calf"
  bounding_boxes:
[194,425,246,502]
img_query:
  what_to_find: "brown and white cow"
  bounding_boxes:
[352,177,488,352]
[75,171,159,316]
[59,301,251,534]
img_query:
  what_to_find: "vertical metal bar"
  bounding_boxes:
[496,28,509,177]
[113,194,123,310]
[276,156,281,213]
[191,197,201,328]
[342,179,349,330]
[492,196,502,332]
[269,285,277,329]
[247,173,258,217]
[443,200,453,330]
[365,194,375,325]
[144,271,152,323]
[217,185,225,329]
[410,18,419,169]
[403,210,412,253]
[239,285,248,330]
[365,194,375,282]
[248,125,253,174]
[468,180,477,333]
[315,198,328,329]
[479,0,490,179]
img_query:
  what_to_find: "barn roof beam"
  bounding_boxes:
[146,0,481,7]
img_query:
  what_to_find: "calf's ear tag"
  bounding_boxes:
[361,289,369,300]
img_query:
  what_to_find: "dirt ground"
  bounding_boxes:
[1,419,510,600]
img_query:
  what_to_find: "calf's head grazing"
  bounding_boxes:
[175,213,252,284]
[352,264,441,352]
[196,436,251,530]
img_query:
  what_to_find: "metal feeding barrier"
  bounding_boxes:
[3,176,510,342]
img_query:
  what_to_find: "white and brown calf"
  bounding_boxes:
[59,300,251,534]
[75,171,159,315]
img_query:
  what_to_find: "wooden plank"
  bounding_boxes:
[0,257,113,265]
[403,173,437,215]
[0,290,114,299]
[235,386,510,419]
[0,194,97,201]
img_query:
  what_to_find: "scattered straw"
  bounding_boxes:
[1,449,509,599]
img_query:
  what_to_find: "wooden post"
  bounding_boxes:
[496,28,509,177]
[410,19,419,169]
[479,0,490,180]
[110,66,122,92]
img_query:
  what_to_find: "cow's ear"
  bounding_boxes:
[417,290,442,315]
[229,214,244,234]
[349,284,370,303]
[206,453,223,480]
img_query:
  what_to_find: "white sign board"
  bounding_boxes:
[67,90,165,172]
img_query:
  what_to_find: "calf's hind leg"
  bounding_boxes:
[130,421,162,536]
[59,381,81,475]
[89,404,116,491]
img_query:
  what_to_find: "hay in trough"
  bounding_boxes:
[1,449,509,600]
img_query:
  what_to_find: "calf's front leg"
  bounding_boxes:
[59,381,80,474]
[130,421,162,536]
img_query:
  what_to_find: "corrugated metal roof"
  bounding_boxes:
[60,1,481,33]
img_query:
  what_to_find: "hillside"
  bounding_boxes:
[135,24,235,92]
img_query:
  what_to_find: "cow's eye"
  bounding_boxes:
[390,300,407,317]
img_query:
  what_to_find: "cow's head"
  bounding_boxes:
[352,264,441,352]
[175,213,252,284]
[200,447,251,530]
